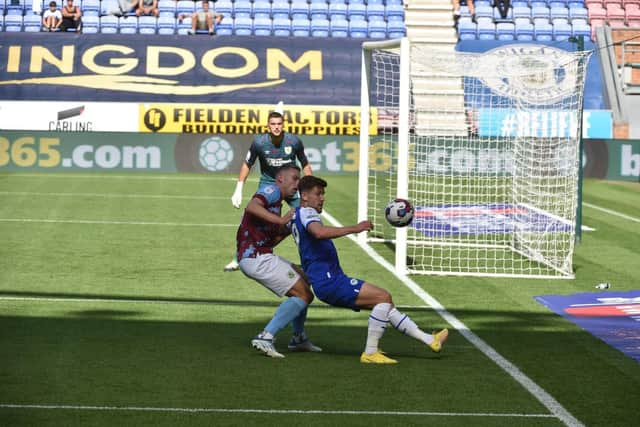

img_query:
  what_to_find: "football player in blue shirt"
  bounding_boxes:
[292,175,449,364]
[226,108,312,272]
[236,164,321,358]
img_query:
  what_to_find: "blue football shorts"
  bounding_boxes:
[312,273,364,311]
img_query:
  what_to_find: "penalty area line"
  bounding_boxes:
[0,403,555,418]
[320,210,584,427]
[583,202,640,224]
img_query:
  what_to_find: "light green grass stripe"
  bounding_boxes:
[0,404,555,418]
[0,218,236,227]
[0,191,226,200]
[583,202,640,223]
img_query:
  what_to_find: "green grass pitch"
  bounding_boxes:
[0,172,638,427]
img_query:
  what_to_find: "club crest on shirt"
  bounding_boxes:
[284,146,292,155]
[350,279,358,286]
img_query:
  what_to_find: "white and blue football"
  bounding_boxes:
[385,198,414,228]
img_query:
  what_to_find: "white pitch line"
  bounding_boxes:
[0,218,236,227]
[0,191,226,200]
[0,404,554,418]
[583,202,640,224]
[320,210,584,427]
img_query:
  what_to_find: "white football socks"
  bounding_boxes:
[365,303,392,355]
[388,307,434,345]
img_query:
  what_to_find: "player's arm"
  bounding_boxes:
[245,197,292,227]
[295,138,312,176]
[306,220,372,240]
[231,144,257,208]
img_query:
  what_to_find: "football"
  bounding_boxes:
[385,198,414,227]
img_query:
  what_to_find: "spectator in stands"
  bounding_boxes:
[61,0,82,33]
[179,0,224,35]
[111,0,138,16]
[453,0,475,23]
[42,1,63,31]
[136,0,159,17]
[494,0,510,20]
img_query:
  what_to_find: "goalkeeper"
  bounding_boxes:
[225,105,312,272]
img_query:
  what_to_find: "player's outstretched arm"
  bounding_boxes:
[307,220,372,240]
[245,198,291,226]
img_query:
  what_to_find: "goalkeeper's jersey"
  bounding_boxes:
[245,132,309,185]
[236,184,284,261]
[292,207,344,285]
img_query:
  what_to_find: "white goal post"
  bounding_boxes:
[358,38,592,279]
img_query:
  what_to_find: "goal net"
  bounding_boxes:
[358,39,592,279]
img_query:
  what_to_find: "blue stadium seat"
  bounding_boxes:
[233,0,252,18]
[349,19,367,38]
[493,5,514,20]
[215,19,233,35]
[272,0,290,19]
[119,17,138,34]
[532,6,551,21]
[23,14,42,32]
[329,2,348,20]
[272,16,291,36]
[310,1,328,19]
[534,21,553,41]
[549,1,568,8]
[100,16,119,34]
[213,0,232,17]
[329,17,348,37]
[368,19,387,38]
[253,15,272,35]
[515,21,534,40]
[157,15,175,34]
[138,16,157,34]
[474,5,494,20]
[6,0,25,16]
[347,3,366,21]
[477,21,496,39]
[233,16,252,35]
[571,22,591,38]
[553,21,572,40]
[512,6,531,22]
[457,19,477,40]
[569,6,588,21]
[25,0,42,15]
[386,0,403,4]
[4,15,23,32]
[367,4,385,21]
[367,0,385,4]
[176,0,195,17]
[496,22,515,39]
[291,16,310,36]
[387,20,405,38]
[82,0,101,17]
[101,0,119,16]
[80,15,99,33]
[252,0,270,18]
[550,6,570,23]
[310,16,329,37]
[158,0,176,17]
[177,15,191,34]
[291,0,309,19]
[386,4,405,21]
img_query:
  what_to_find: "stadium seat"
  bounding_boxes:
[368,19,387,38]
[4,15,22,32]
[5,0,25,16]
[271,0,290,19]
[587,4,607,19]
[100,16,119,34]
[347,3,366,21]
[550,6,570,23]
[493,5,514,21]
[310,16,329,37]
[386,4,404,21]
[627,3,640,19]
[23,14,41,32]
[330,17,349,37]
[80,15,99,34]
[387,20,406,38]
[569,0,586,6]
[176,15,191,34]
[496,22,516,39]
[474,5,494,21]
[553,21,572,39]
[386,0,403,4]
[215,18,233,35]
[272,16,291,36]
[101,0,119,16]
[513,6,531,21]
[349,19,368,38]
[291,0,309,19]
[515,21,535,40]
[572,21,592,37]
[251,0,270,18]
[569,6,589,21]
[329,2,348,20]
[549,0,568,7]
[457,19,477,40]
[367,4,386,21]
[233,16,252,35]
[606,3,625,21]
[234,0,252,18]
[82,0,101,17]
[252,15,271,35]
[157,16,175,34]
[310,1,328,19]
[532,6,551,21]
[138,16,157,35]
[477,21,496,39]
[512,0,529,7]
[157,0,176,17]
[176,0,195,17]
[291,16,310,36]
[367,0,385,4]
[534,21,554,40]
[119,17,138,34]
[213,0,232,18]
